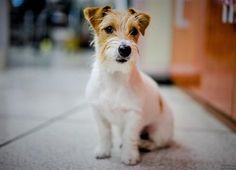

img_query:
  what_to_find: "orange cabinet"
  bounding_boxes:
[233,74,236,120]
[171,0,236,120]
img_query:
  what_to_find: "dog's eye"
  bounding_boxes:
[130,27,138,36]
[104,26,114,34]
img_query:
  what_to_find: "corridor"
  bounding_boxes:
[0,51,235,170]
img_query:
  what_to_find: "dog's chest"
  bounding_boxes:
[86,73,140,122]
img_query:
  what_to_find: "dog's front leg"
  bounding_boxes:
[121,112,142,165]
[94,111,112,159]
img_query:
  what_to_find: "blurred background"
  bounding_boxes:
[0,0,236,169]
[1,0,235,123]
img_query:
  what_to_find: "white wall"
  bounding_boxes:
[134,0,173,73]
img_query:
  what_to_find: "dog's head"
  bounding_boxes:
[84,6,150,73]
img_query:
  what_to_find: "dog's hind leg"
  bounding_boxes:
[149,110,174,149]
[138,127,157,152]
[138,139,157,152]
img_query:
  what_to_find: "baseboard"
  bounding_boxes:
[184,88,236,132]
[148,72,173,85]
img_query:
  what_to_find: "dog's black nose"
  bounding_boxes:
[118,44,131,58]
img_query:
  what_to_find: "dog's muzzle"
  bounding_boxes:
[116,44,131,63]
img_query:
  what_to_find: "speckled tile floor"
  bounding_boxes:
[0,50,236,170]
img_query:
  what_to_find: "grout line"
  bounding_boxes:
[0,102,86,149]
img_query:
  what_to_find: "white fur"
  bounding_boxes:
[85,37,174,165]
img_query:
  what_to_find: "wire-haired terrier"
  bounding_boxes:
[84,6,174,165]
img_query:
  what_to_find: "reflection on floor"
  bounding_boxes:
[0,51,236,170]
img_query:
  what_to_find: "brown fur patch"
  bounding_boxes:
[128,8,137,15]
[159,96,164,113]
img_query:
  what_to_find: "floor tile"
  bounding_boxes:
[0,119,235,170]
[160,87,230,132]
[0,118,43,144]
[0,68,89,120]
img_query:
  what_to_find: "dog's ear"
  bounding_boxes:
[84,6,111,31]
[136,12,151,36]
[128,8,151,36]
[128,8,137,15]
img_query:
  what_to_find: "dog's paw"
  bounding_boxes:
[121,149,141,165]
[94,146,111,159]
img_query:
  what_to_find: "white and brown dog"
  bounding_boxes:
[84,6,174,165]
